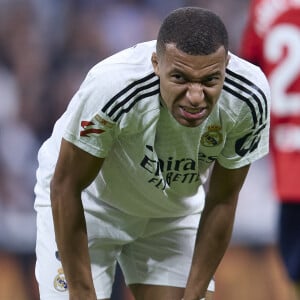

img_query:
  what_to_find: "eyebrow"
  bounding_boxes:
[171,68,223,80]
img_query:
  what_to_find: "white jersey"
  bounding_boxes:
[34,40,270,218]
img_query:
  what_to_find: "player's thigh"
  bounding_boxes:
[35,206,119,299]
[84,207,146,299]
[119,213,201,289]
[35,206,69,298]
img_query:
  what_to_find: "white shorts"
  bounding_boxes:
[35,201,215,299]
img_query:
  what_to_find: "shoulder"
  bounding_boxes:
[89,40,157,78]
[225,53,270,94]
[220,53,270,126]
[73,41,160,119]
[97,41,160,123]
[216,54,270,159]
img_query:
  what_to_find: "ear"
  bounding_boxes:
[151,52,159,76]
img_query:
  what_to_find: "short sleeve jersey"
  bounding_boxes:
[240,0,300,201]
[35,40,270,217]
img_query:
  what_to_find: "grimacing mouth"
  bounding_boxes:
[181,106,206,114]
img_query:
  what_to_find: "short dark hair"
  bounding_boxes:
[156,7,229,56]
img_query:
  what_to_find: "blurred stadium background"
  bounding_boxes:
[0,0,295,299]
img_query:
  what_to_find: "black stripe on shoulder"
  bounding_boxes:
[225,78,263,124]
[223,84,257,129]
[102,72,157,114]
[224,77,263,125]
[107,78,159,118]
[226,68,268,120]
[113,88,160,121]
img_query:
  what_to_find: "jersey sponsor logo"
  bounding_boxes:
[200,125,223,147]
[80,120,105,137]
[140,144,200,190]
[198,152,217,164]
[53,267,68,292]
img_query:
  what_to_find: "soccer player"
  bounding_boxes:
[240,0,300,299]
[34,7,270,300]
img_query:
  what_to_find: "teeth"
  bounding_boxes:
[183,108,201,113]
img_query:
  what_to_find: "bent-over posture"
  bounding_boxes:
[34,7,270,300]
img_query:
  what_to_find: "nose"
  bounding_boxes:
[186,83,204,106]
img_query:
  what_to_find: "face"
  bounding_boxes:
[152,44,230,127]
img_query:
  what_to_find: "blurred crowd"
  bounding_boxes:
[0,0,291,299]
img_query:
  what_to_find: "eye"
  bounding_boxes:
[203,75,221,86]
[171,73,186,83]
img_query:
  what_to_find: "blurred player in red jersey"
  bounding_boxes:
[240,0,300,298]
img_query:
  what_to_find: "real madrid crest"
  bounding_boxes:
[201,125,223,147]
[54,267,68,292]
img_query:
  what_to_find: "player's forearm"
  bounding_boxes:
[184,195,238,299]
[51,184,96,298]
